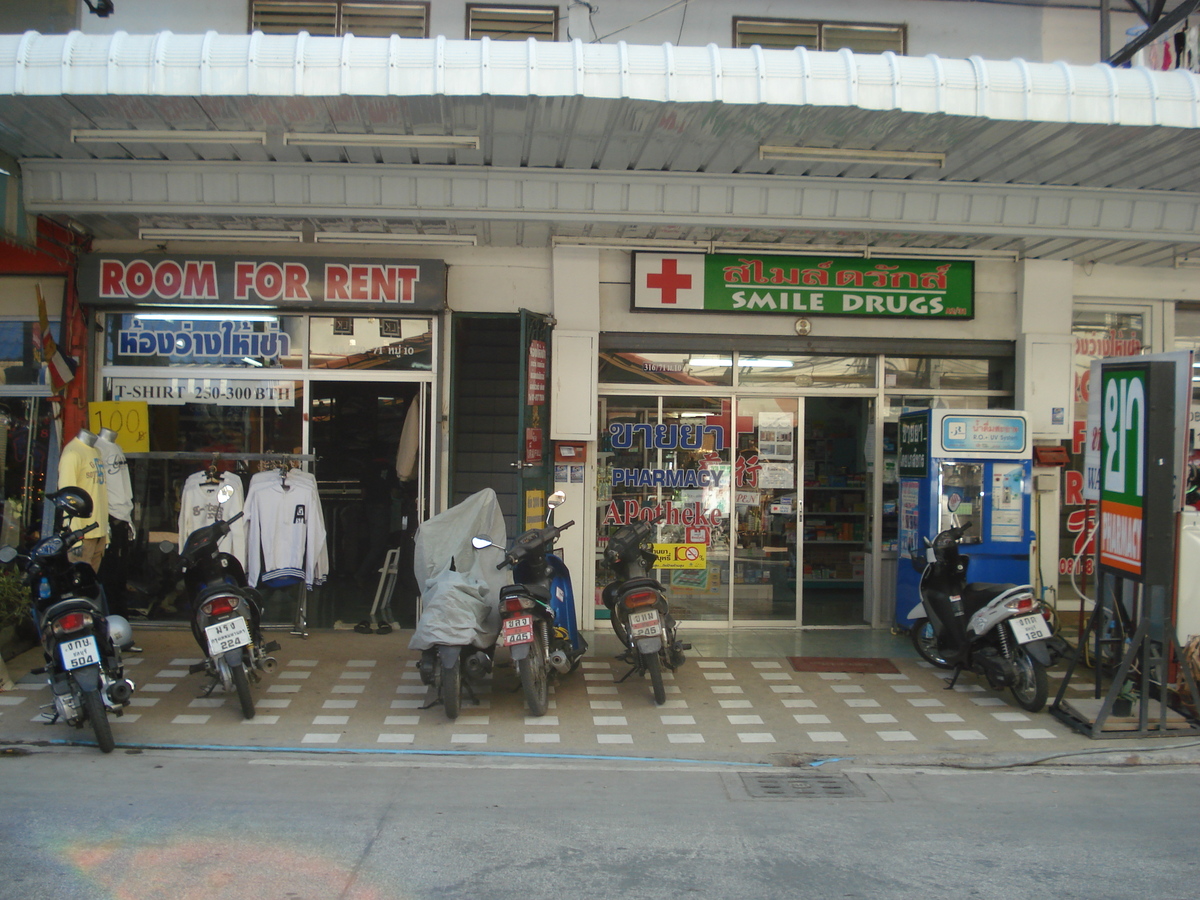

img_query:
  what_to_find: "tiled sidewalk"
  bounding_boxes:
[0,628,1112,763]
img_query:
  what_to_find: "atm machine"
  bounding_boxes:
[895,409,1033,628]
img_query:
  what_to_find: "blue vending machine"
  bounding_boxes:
[895,409,1033,627]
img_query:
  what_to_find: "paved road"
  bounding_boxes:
[2,746,1198,900]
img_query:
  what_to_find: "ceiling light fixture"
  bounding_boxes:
[284,133,480,150]
[759,145,945,168]
[313,232,478,246]
[138,228,303,243]
[73,129,267,145]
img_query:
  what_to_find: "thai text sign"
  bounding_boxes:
[79,254,446,310]
[633,253,973,318]
[940,415,1027,454]
[652,543,707,569]
[1099,367,1146,576]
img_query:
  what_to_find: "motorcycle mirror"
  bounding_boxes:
[217,484,235,503]
[0,545,15,564]
[471,535,495,550]
[547,490,566,509]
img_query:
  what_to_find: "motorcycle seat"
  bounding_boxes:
[500,582,550,603]
[963,583,1018,607]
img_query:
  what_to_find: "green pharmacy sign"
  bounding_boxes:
[633,253,974,319]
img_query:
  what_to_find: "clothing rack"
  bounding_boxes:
[127,450,318,638]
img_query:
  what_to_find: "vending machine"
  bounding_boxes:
[894,409,1033,627]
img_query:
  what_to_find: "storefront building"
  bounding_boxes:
[1,31,1199,635]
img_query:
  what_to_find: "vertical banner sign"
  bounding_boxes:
[1098,361,1177,583]
[1099,366,1147,577]
[525,339,547,465]
[898,411,930,478]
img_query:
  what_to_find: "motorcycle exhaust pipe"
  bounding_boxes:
[465,651,492,680]
[107,679,134,705]
[549,649,571,674]
[260,656,279,674]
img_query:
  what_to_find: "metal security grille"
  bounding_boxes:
[739,772,864,799]
[251,1,429,37]
[733,17,905,54]
[467,5,559,41]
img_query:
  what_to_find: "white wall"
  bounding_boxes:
[63,0,1138,65]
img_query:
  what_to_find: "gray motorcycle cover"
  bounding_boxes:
[408,488,508,651]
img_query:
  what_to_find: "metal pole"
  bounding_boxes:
[1101,0,1112,62]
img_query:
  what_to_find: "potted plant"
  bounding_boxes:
[0,565,33,661]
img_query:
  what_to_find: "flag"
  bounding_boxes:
[35,284,77,393]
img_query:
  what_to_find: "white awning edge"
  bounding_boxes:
[2,31,1199,129]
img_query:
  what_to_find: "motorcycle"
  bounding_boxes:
[472,490,588,717]
[600,511,689,705]
[906,519,1054,712]
[0,487,135,753]
[410,488,508,719]
[168,484,279,719]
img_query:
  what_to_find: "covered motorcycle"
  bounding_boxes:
[409,488,507,718]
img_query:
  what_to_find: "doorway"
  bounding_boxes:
[305,380,426,628]
[597,393,873,627]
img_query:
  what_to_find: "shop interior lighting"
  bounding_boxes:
[313,232,478,246]
[690,357,794,368]
[134,313,280,322]
[73,129,268,145]
[284,133,479,150]
[138,228,303,243]
[758,145,945,168]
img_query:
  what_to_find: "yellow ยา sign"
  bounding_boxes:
[652,543,707,569]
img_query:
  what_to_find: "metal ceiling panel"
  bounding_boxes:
[2,32,1200,263]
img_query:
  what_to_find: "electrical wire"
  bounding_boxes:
[593,0,690,42]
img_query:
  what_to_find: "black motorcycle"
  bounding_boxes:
[169,485,279,718]
[601,512,688,704]
[906,520,1055,712]
[1,487,135,753]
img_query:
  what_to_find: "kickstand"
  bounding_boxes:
[616,664,638,684]
[943,666,963,690]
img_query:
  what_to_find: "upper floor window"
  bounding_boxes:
[734,17,905,55]
[467,5,559,41]
[251,1,430,38]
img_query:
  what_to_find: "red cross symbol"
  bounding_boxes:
[645,257,692,304]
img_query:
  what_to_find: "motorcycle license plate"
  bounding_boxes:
[60,635,100,670]
[1010,613,1051,644]
[205,617,251,655]
[501,616,534,647]
[628,609,661,638]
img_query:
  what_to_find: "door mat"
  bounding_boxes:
[788,657,900,675]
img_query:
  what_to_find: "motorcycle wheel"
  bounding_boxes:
[645,651,666,705]
[442,659,462,720]
[232,663,256,719]
[1009,648,1049,712]
[519,628,549,717]
[81,687,115,754]
[910,618,952,669]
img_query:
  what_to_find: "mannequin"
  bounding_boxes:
[95,427,134,616]
[57,427,109,572]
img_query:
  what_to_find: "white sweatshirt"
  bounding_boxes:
[244,469,328,589]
